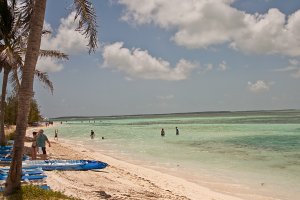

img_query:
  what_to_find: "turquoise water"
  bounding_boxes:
[49,111,300,199]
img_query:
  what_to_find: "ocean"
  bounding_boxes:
[48,110,300,200]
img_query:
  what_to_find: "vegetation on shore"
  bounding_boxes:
[0,185,78,200]
[4,93,43,126]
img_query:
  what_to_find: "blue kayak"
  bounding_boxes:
[22,160,108,171]
[0,173,47,181]
[0,146,13,150]
[0,168,44,176]
[0,149,12,153]
[0,155,30,164]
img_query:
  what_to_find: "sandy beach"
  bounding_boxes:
[42,141,247,200]
[22,127,248,200]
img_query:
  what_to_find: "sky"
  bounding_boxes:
[27,0,300,118]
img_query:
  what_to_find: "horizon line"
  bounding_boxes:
[49,108,299,120]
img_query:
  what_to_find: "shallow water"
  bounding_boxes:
[49,110,300,200]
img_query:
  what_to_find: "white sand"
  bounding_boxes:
[42,141,246,200]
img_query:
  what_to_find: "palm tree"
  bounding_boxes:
[0,1,68,146]
[0,0,27,147]
[4,0,97,195]
[0,0,20,146]
[0,61,12,146]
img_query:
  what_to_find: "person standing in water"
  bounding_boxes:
[54,129,58,140]
[176,127,179,135]
[90,130,95,139]
[161,128,165,137]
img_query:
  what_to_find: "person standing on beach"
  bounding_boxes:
[31,132,38,160]
[161,128,165,137]
[176,127,179,135]
[90,130,95,139]
[36,129,51,160]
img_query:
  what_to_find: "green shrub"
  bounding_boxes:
[0,185,78,200]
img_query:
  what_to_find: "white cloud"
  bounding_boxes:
[36,57,63,72]
[247,80,273,93]
[157,95,174,100]
[275,66,297,72]
[292,69,300,78]
[206,63,213,71]
[198,61,228,74]
[289,59,299,66]
[218,60,227,71]
[41,12,89,54]
[38,12,90,72]
[102,42,196,81]
[288,59,300,78]
[198,63,214,74]
[118,0,300,57]
[232,9,300,56]
[275,59,300,78]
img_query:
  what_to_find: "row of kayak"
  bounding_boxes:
[0,146,30,163]
[0,159,108,180]
[1,159,108,171]
[0,146,108,171]
[0,145,109,191]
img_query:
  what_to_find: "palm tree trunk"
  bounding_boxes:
[5,0,47,195]
[0,67,10,146]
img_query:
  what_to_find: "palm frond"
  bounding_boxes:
[39,50,69,60]
[0,0,14,37]
[9,67,20,93]
[11,11,22,37]
[1,45,23,68]
[9,0,17,10]
[17,0,34,36]
[0,44,6,54]
[0,47,19,68]
[11,47,24,66]
[73,0,98,54]
[34,70,54,94]
[13,34,26,50]
[42,29,51,36]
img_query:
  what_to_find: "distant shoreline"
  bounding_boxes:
[51,109,299,120]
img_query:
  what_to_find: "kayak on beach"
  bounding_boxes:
[22,159,108,171]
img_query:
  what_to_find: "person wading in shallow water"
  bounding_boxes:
[176,127,179,135]
[161,128,165,137]
[54,129,58,140]
[90,130,95,139]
